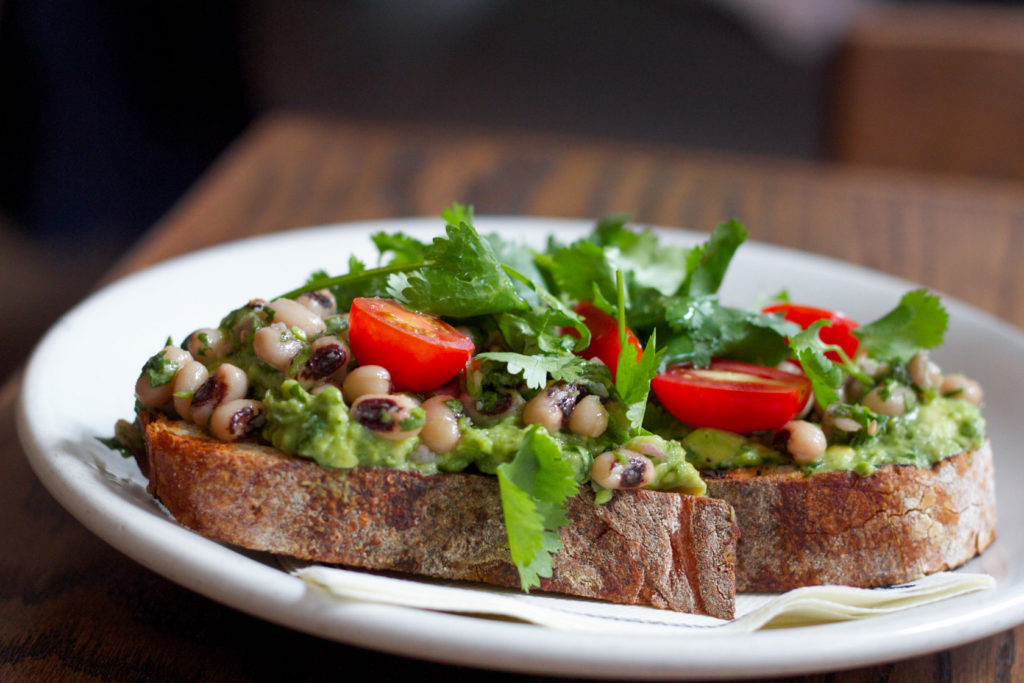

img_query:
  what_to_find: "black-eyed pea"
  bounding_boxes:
[295,289,337,318]
[461,390,524,425]
[522,391,563,434]
[590,449,655,490]
[253,322,305,372]
[343,365,392,403]
[419,395,461,453]
[623,435,668,461]
[295,335,351,389]
[567,395,608,438]
[350,393,424,440]
[941,373,984,406]
[209,399,265,441]
[861,384,915,417]
[778,419,827,464]
[172,360,210,421]
[135,346,193,409]
[269,297,326,338]
[185,327,230,361]
[190,363,249,427]
[908,351,942,389]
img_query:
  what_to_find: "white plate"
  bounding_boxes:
[17,217,1024,679]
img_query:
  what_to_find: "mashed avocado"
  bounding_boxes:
[261,380,705,493]
[682,396,985,476]
[808,396,985,475]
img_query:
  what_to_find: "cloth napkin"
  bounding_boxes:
[282,558,994,633]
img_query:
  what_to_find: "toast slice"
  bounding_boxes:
[139,413,739,619]
[703,442,996,592]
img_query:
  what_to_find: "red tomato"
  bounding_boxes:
[571,301,642,377]
[762,303,860,361]
[651,360,811,433]
[348,298,475,392]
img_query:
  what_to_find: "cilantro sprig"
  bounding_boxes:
[854,289,948,363]
[790,290,948,408]
[497,426,580,590]
[611,271,662,434]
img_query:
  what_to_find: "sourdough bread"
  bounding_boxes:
[703,442,996,592]
[140,413,738,618]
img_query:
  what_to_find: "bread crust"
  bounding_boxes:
[140,413,738,618]
[703,442,997,592]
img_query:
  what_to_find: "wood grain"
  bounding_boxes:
[831,5,1024,179]
[6,111,1024,680]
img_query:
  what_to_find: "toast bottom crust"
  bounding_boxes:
[703,442,997,593]
[141,414,738,619]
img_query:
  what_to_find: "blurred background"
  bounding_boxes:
[2,0,1023,382]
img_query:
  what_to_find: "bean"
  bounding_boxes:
[253,323,305,372]
[209,399,265,441]
[623,435,667,461]
[172,360,210,421]
[350,393,423,440]
[567,395,608,438]
[590,449,654,490]
[233,299,270,343]
[522,392,563,434]
[296,335,351,389]
[185,327,229,361]
[135,346,192,409]
[908,351,942,389]
[295,289,337,318]
[941,373,984,406]
[461,389,524,425]
[190,363,249,427]
[522,382,584,434]
[861,384,915,417]
[343,365,392,403]
[778,420,827,464]
[419,395,461,453]
[269,298,326,338]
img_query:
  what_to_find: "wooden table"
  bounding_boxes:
[4,112,1024,681]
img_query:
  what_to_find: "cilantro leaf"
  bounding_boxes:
[389,217,529,317]
[497,425,580,591]
[371,232,427,265]
[660,296,798,368]
[280,255,412,306]
[142,347,180,387]
[789,320,873,408]
[484,233,547,306]
[854,289,948,363]
[501,264,589,353]
[789,321,845,406]
[610,269,663,434]
[534,239,618,304]
[615,332,663,434]
[678,219,747,297]
[474,351,591,390]
[441,202,474,227]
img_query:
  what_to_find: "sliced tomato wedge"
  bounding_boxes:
[762,303,860,361]
[348,298,475,392]
[571,301,642,377]
[651,359,811,433]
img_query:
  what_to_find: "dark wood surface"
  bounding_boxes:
[4,112,1024,681]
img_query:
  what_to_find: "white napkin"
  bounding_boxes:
[282,558,994,633]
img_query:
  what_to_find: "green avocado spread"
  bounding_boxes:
[682,396,985,476]
[262,380,706,494]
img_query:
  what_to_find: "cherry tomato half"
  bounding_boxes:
[762,303,860,361]
[651,359,811,433]
[348,298,475,392]
[571,301,642,377]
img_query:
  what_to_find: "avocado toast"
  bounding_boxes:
[109,206,995,615]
